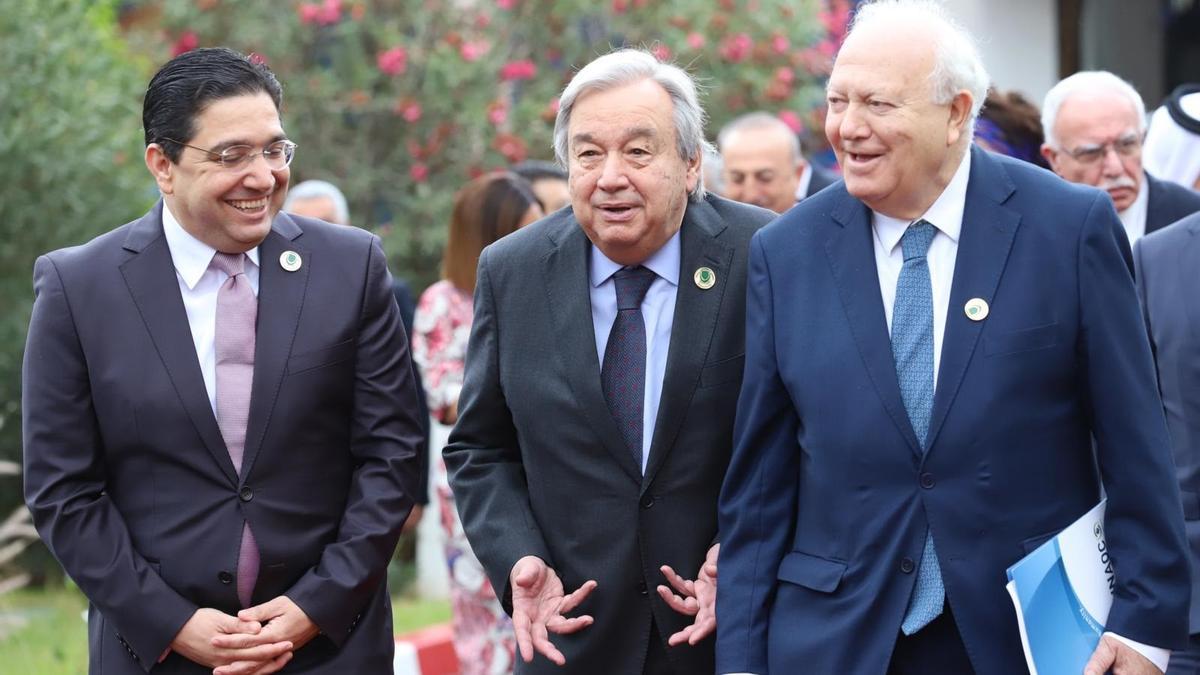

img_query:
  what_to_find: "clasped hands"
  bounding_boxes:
[169,596,319,675]
[509,543,720,666]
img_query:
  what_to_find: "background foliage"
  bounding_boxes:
[128,0,842,283]
[0,0,154,579]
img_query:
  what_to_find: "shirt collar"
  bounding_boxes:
[589,228,682,288]
[162,201,261,290]
[874,149,971,254]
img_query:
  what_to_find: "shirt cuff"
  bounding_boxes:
[1106,632,1169,673]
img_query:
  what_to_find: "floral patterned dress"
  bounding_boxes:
[412,279,516,675]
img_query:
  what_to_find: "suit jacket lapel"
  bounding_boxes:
[826,193,923,455]
[642,200,732,492]
[925,148,1020,455]
[241,215,308,478]
[1182,220,1200,345]
[119,202,238,484]
[543,219,643,484]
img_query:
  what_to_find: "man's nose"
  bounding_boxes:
[242,155,279,190]
[596,154,630,191]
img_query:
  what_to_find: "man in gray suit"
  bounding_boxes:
[444,49,773,674]
[1135,213,1200,674]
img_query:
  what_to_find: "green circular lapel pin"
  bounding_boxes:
[964,297,989,321]
[694,266,716,290]
[279,250,302,272]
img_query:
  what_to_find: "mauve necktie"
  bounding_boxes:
[601,265,657,469]
[210,251,260,608]
[892,220,945,635]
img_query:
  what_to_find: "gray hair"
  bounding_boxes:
[283,179,350,225]
[1041,71,1147,149]
[717,112,803,166]
[846,0,990,134]
[553,48,710,200]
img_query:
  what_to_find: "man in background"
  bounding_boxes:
[512,159,571,214]
[1041,71,1200,247]
[717,112,835,214]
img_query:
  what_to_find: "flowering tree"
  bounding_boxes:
[126,0,846,284]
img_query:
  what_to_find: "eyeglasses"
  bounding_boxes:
[1061,134,1141,165]
[162,138,297,170]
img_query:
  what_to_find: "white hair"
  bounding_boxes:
[1041,71,1147,149]
[717,112,803,166]
[284,179,350,225]
[846,0,990,133]
[553,48,710,200]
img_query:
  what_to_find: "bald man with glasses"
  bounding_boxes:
[1041,71,1200,249]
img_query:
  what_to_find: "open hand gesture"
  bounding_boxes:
[657,543,719,646]
[509,555,597,666]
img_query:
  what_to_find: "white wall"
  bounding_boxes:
[945,0,1059,103]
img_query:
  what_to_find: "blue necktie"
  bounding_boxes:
[892,220,945,635]
[601,266,657,468]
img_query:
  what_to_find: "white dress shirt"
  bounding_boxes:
[793,163,814,201]
[724,148,1167,674]
[161,203,260,413]
[589,230,680,473]
[1117,175,1150,246]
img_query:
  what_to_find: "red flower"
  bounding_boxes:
[377,46,408,76]
[172,31,199,57]
[778,111,804,134]
[487,100,508,127]
[651,44,671,62]
[460,41,489,62]
[774,67,794,85]
[499,60,537,81]
[298,3,320,23]
[318,0,342,25]
[394,100,422,122]
[493,133,528,163]
[718,33,753,63]
[611,0,628,14]
[771,34,790,55]
[686,32,705,50]
[496,0,517,8]
[410,163,429,183]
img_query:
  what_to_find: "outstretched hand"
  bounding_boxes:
[509,555,597,666]
[657,543,719,646]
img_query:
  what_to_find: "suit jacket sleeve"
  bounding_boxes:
[23,255,198,668]
[443,246,552,612]
[285,236,422,643]
[1081,194,1190,648]
[715,233,802,674]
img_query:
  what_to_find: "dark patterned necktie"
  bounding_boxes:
[601,266,657,467]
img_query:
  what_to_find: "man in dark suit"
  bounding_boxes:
[1041,70,1200,248]
[444,49,773,674]
[1135,214,1200,674]
[716,3,1189,675]
[22,48,422,674]
[717,112,834,214]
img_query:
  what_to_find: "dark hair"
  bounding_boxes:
[143,47,284,163]
[975,88,1048,168]
[443,172,539,293]
[510,160,567,183]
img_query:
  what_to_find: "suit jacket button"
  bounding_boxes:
[239,487,253,502]
[919,473,935,489]
[640,495,655,509]
[637,581,648,596]
[900,557,915,574]
[218,570,234,584]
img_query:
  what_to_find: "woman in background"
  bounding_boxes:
[412,171,543,674]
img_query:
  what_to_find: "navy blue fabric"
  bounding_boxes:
[601,266,657,464]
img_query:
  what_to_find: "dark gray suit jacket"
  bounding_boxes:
[444,194,773,674]
[23,202,423,674]
[1134,212,1200,634]
[1146,172,1200,236]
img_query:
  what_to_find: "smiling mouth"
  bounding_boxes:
[598,204,637,216]
[228,197,269,212]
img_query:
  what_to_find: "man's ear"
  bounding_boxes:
[1040,143,1060,173]
[946,90,973,146]
[145,143,175,195]
[685,149,701,194]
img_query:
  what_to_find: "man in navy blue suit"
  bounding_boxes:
[715,2,1189,674]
